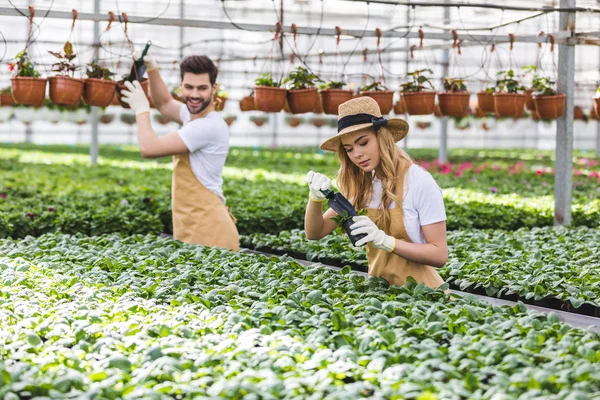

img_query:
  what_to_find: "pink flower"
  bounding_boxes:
[48,207,55,212]
[26,212,36,219]
[536,169,543,176]
[493,164,499,172]
[0,193,6,199]
[574,170,583,176]
[590,171,600,178]
[490,187,497,193]
[455,171,463,177]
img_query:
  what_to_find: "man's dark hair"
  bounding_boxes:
[180,56,218,85]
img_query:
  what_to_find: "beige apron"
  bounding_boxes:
[171,107,240,251]
[365,162,445,289]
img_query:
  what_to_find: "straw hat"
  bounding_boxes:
[319,96,409,152]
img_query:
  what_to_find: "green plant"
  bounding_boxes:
[283,67,321,90]
[359,81,387,92]
[216,85,228,98]
[595,86,600,99]
[48,41,78,77]
[531,76,558,96]
[0,87,11,94]
[400,69,434,93]
[9,50,41,78]
[86,63,115,80]
[319,80,346,90]
[254,72,282,88]
[495,69,525,93]
[442,77,468,93]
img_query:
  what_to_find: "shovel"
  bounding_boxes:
[321,189,368,247]
[127,41,152,82]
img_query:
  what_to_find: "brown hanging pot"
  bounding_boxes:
[402,91,436,116]
[312,117,326,128]
[493,92,525,118]
[393,96,407,115]
[360,90,394,115]
[525,89,536,111]
[287,88,319,114]
[117,79,155,109]
[320,89,353,115]
[533,93,565,120]
[438,92,471,117]
[215,96,227,111]
[239,95,256,111]
[476,92,495,114]
[594,98,600,118]
[99,113,114,124]
[254,86,287,112]
[11,77,48,106]
[83,78,118,107]
[0,92,15,107]
[49,76,84,106]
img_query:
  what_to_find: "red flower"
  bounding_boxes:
[48,207,55,212]
[0,193,6,199]
[536,169,543,176]
[8,63,14,72]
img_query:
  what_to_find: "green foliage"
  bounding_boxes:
[10,50,41,78]
[400,69,434,93]
[283,67,321,90]
[442,77,467,92]
[359,81,386,92]
[532,76,559,96]
[495,69,525,93]
[0,87,11,94]
[86,63,115,80]
[48,41,78,77]
[319,80,346,90]
[254,72,282,87]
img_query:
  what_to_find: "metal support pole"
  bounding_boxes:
[554,0,576,226]
[439,4,451,163]
[597,41,600,157]
[90,0,100,166]
[179,0,184,60]
[402,6,410,151]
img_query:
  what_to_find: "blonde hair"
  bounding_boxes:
[336,126,413,230]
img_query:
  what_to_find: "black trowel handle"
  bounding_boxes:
[127,41,152,82]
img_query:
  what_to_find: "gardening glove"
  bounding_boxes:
[349,216,396,252]
[306,171,330,202]
[121,80,150,117]
[133,47,159,72]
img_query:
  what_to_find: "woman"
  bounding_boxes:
[304,97,447,288]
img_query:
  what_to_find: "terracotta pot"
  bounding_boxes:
[438,92,471,117]
[154,114,170,125]
[402,91,436,115]
[11,77,47,106]
[320,89,353,115]
[525,89,536,111]
[287,117,301,127]
[283,100,291,113]
[254,86,287,112]
[239,96,256,111]
[476,92,495,114]
[120,113,136,125]
[433,104,442,117]
[110,92,120,106]
[493,92,525,118]
[252,117,267,127]
[1,92,15,107]
[360,90,394,115]
[594,98,600,119]
[531,110,541,121]
[117,79,155,109]
[312,117,325,128]
[215,96,227,111]
[573,105,586,121]
[84,78,118,107]
[533,93,565,120]
[473,106,486,118]
[591,106,599,121]
[223,116,237,126]
[393,96,407,115]
[99,114,114,124]
[49,76,84,106]
[287,88,319,114]
[313,97,324,114]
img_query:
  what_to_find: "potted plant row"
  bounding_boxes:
[399,69,436,115]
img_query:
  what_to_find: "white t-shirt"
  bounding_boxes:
[177,105,229,203]
[368,164,446,244]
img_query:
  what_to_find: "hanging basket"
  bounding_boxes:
[287,88,319,114]
[0,92,15,107]
[594,98,600,118]
[312,117,326,128]
[117,79,155,109]
[11,77,47,106]
[533,93,565,120]
[320,89,352,115]
[251,116,268,127]
[493,92,525,118]
[573,105,586,121]
[360,90,394,115]
[254,86,287,112]
[49,76,84,106]
[215,96,227,111]
[99,113,115,124]
[154,114,171,125]
[223,115,237,126]
[239,96,256,111]
[286,116,302,127]
[433,104,442,117]
[110,92,120,106]
[393,96,407,115]
[525,89,536,111]
[438,92,471,118]
[402,91,436,116]
[591,105,599,121]
[84,78,118,107]
[120,113,136,125]
[476,92,495,114]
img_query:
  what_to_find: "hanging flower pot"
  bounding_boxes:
[415,121,431,129]
[99,113,115,124]
[223,115,237,126]
[283,100,291,113]
[573,105,587,121]
[287,88,319,114]
[476,92,495,114]
[313,97,324,114]
[359,81,394,114]
[250,115,268,127]
[286,116,302,127]
[312,117,326,128]
[83,63,117,107]
[594,97,600,118]
[493,93,526,118]
[0,89,15,107]
[473,106,487,118]
[525,89,536,111]
[591,106,599,121]
[120,112,136,125]
[11,77,47,106]
[117,79,155,109]
[239,95,256,111]
[393,96,407,115]
[154,114,170,125]
[438,93,471,117]
[254,73,286,112]
[533,93,565,120]
[402,92,436,115]
[215,95,227,111]
[531,110,541,121]
[49,76,84,106]
[110,92,120,106]
[433,104,442,117]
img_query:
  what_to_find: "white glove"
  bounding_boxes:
[306,171,331,202]
[121,80,150,117]
[349,216,396,252]
[133,48,159,72]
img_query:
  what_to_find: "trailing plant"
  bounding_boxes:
[86,62,115,80]
[531,76,558,96]
[255,72,282,88]
[9,50,41,78]
[359,81,387,92]
[48,41,78,77]
[400,69,434,93]
[495,69,525,93]
[283,67,321,90]
[442,77,468,93]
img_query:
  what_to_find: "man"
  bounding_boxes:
[121,52,239,251]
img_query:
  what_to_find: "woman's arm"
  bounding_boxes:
[390,221,448,268]
[305,203,338,240]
